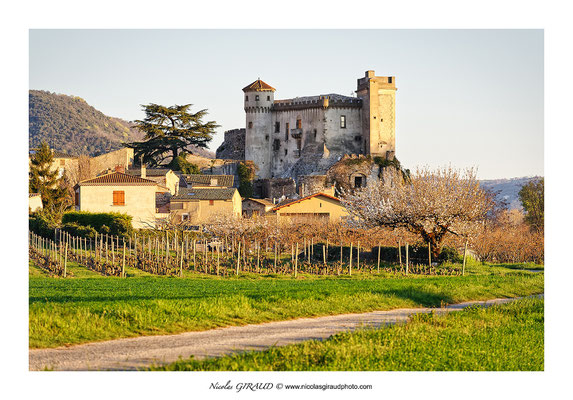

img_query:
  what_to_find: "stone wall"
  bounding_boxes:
[253,178,296,201]
[215,128,245,160]
[297,175,335,197]
[89,148,134,177]
[326,154,379,194]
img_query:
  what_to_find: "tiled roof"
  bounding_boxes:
[29,193,41,197]
[78,172,157,186]
[171,188,237,201]
[271,193,341,211]
[243,198,274,206]
[242,79,276,92]
[183,174,234,187]
[126,168,171,177]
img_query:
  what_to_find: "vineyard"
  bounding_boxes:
[28,227,465,280]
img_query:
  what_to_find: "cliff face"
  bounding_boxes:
[216,129,245,160]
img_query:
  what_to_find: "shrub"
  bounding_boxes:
[60,222,97,239]
[62,211,133,238]
[29,210,58,239]
[370,245,462,265]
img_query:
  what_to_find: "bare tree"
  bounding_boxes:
[341,166,496,258]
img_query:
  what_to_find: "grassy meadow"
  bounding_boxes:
[150,297,544,371]
[29,260,543,349]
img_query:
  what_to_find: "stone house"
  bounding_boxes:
[74,171,169,229]
[242,198,274,217]
[169,187,242,224]
[126,166,180,195]
[270,193,348,222]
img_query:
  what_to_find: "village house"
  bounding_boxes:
[169,187,242,224]
[126,166,180,195]
[181,174,235,188]
[29,193,43,213]
[270,192,348,222]
[242,198,274,217]
[74,171,169,229]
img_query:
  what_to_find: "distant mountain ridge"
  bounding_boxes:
[29,90,215,159]
[479,176,542,210]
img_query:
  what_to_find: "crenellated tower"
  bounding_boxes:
[356,70,397,158]
[243,79,275,179]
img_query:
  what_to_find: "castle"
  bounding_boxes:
[239,70,397,180]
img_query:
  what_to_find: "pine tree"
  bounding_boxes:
[29,142,71,215]
[125,104,219,169]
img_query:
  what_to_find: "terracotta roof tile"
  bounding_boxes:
[271,193,341,212]
[242,79,276,92]
[183,174,234,187]
[171,188,238,201]
[78,172,157,186]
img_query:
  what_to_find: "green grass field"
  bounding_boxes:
[29,261,543,349]
[150,297,543,371]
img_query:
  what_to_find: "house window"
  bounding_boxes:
[275,122,280,133]
[255,95,260,101]
[181,213,189,221]
[354,176,364,188]
[285,123,289,141]
[296,119,302,129]
[113,191,125,206]
[59,159,65,166]
[248,121,253,129]
[209,200,214,206]
[340,115,346,128]
[388,77,393,84]
[74,190,79,206]
[245,95,248,101]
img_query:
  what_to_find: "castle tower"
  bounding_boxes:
[356,70,397,158]
[243,79,275,179]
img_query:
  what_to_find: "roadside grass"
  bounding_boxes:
[150,297,544,371]
[29,267,543,349]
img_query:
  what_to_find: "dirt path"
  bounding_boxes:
[29,296,539,371]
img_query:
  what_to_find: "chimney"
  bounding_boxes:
[114,165,125,173]
[141,163,146,179]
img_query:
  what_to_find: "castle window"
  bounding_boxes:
[313,129,317,140]
[285,123,289,141]
[267,96,270,101]
[340,115,346,128]
[275,122,280,133]
[354,136,361,141]
[296,119,302,129]
[388,77,393,84]
[284,149,288,156]
[245,95,248,101]
[248,121,253,129]
[255,95,260,101]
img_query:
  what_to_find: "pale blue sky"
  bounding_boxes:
[29,29,543,179]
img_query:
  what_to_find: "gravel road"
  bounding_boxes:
[29,296,538,371]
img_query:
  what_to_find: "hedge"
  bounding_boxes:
[62,211,133,237]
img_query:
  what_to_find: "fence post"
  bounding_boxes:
[349,242,353,276]
[405,242,409,275]
[122,242,126,278]
[462,238,468,276]
[63,242,68,278]
[428,242,432,267]
[377,242,381,273]
[295,243,298,278]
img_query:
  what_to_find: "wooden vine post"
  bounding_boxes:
[63,242,68,278]
[349,242,353,276]
[236,241,241,276]
[405,242,409,275]
[428,242,432,267]
[462,237,469,276]
[294,242,298,278]
[122,242,126,278]
[377,242,381,273]
[398,239,402,267]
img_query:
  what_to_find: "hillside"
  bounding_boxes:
[479,176,542,210]
[29,90,145,156]
[29,90,215,158]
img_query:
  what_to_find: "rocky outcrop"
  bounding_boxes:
[216,128,245,160]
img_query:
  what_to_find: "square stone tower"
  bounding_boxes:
[356,70,397,158]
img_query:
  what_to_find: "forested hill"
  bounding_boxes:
[29,90,144,156]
